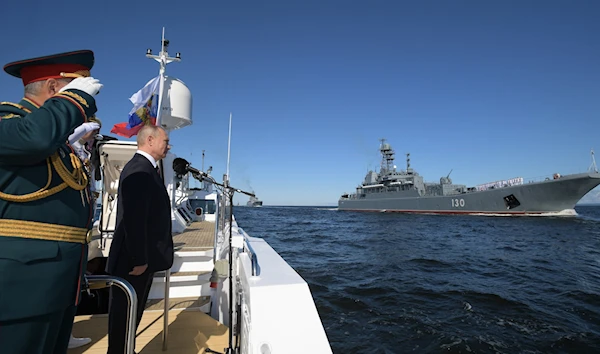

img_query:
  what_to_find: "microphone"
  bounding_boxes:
[173,157,204,176]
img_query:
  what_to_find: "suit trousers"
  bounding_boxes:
[106,270,153,354]
[0,305,77,354]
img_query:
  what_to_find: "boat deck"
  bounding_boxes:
[173,221,215,251]
[72,220,223,353]
[71,306,229,353]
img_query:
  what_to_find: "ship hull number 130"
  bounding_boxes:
[451,198,465,207]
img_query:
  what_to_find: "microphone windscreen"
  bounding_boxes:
[172,157,189,175]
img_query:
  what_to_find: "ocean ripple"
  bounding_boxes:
[235,205,600,353]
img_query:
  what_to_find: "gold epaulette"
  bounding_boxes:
[0,113,19,120]
[0,101,32,114]
[0,219,90,244]
[55,91,89,108]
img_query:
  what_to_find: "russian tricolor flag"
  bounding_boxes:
[111,75,161,138]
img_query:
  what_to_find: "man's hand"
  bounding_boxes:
[68,122,101,144]
[129,264,148,276]
[59,76,103,96]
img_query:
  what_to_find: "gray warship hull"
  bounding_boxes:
[339,172,600,214]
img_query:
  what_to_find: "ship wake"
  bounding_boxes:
[468,209,578,217]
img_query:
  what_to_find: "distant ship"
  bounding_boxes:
[338,139,600,215]
[247,195,263,207]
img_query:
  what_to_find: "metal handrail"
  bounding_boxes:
[213,195,225,263]
[162,268,170,350]
[242,233,261,277]
[84,275,137,354]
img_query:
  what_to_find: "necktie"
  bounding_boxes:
[155,166,160,175]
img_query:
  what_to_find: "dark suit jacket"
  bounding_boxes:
[106,153,173,274]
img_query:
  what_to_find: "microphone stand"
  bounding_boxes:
[187,170,254,354]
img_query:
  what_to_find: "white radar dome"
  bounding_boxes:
[160,76,193,130]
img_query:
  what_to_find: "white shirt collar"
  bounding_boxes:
[136,150,157,168]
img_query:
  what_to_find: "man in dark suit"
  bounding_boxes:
[106,124,174,354]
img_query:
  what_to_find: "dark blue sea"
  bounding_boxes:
[234,205,600,354]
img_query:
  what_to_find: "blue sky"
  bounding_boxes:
[1,1,599,206]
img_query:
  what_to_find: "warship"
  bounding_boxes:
[247,195,263,207]
[338,139,600,215]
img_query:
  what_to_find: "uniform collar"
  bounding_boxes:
[19,97,41,112]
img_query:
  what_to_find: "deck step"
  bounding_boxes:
[145,295,210,312]
[148,221,217,300]
[149,270,212,300]
[154,270,211,277]
[175,246,213,252]
[172,250,214,272]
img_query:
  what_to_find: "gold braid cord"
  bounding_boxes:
[0,151,88,202]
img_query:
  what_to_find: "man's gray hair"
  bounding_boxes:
[24,78,71,95]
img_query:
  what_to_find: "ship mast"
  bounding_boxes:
[143,28,182,352]
[145,27,181,130]
[379,138,395,174]
[590,149,598,173]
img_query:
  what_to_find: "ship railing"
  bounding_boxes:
[162,267,170,350]
[472,170,587,191]
[520,172,578,184]
[238,227,261,276]
[83,275,137,354]
[485,171,583,187]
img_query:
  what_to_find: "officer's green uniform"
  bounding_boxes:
[0,50,98,354]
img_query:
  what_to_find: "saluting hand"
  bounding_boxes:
[129,264,148,276]
[68,122,101,144]
[59,76,103,96]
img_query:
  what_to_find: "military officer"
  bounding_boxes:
[0,50,103,354]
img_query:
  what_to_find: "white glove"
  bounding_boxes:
[59,77,103,96]
[68,122,100,144]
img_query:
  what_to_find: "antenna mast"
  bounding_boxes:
[146,27,181,75]
[590,149,598,173]
[379,138,395,173]
[145,27,181,129]
[226,112,232,179]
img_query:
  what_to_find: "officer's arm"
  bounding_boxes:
[121,171,151,267]
[0,89,97,164]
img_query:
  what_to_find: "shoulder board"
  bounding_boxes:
[0,101,31,121]
[0,113,20,120]
[0,101,32,114]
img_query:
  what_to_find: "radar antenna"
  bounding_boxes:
[145,27,181,76]
[590,149,598,173]
[144,27,182,131]
[378,138,395,173]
